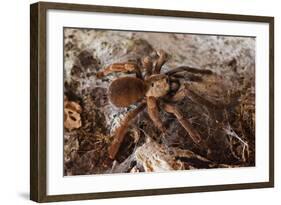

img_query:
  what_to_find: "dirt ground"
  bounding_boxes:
[63,28,255,176]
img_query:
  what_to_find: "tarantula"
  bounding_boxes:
[97,50,214,159]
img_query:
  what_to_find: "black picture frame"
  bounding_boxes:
[30,1,274,202]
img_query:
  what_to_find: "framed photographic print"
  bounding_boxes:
[30,1,274,202]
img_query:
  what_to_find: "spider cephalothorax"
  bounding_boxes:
[145,74,170,98]
[97,50,213,159]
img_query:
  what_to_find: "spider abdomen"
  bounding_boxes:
[108,77,146,107]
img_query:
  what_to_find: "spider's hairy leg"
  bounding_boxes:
[166,66,213,76]
[142,56,153,78]
[147,96,166,132]
[96,63,142,78]
[171,84,225,109]
[108,102,146,159]
[163,103,202,144]
[169,78,181,93]
[153,49,168,74]
[171,73,203,82]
